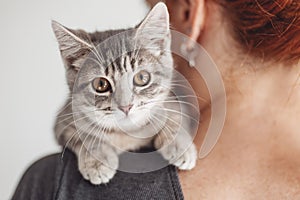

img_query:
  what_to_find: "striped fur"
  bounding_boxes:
[52,3,197,185]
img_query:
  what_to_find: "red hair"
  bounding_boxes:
[217,0,300,64]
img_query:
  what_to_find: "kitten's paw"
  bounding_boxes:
[173,144,197,170]
[79,156,117,185]
[158,141,197,170]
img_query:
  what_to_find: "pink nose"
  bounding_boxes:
[118,104,133,115]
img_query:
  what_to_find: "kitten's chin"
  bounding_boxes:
[113,107,168,138]
[114,113,149,131]
[115,116,160,139]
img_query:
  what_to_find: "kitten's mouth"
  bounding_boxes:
[116,111,150,126]
[116,112,167,139]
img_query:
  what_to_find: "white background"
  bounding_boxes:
[0,0,148,198]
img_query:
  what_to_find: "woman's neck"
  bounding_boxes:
[178,61,300,199]
[198,60,300,149]
[225,62,300,130]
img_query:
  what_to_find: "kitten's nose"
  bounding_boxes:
[118,104,133,115]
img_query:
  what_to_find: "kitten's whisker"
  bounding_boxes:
[161,107,199,124]
[84,127,97,163]
[96,119,110,153]
[57,110,87,118]
[78,122,99,164]
[151,117,167,139]
[170,79,190,83]
[141,79,208,104]
[147,114,171,147]
[61,118,95,159]
[57,119,77,138]
[148,117,165,146]
[89,123,103,154]
[151,113,192,151]
[55,115,75,125]
[61,126,89,159]
[163,94,209,104]
[142,105,199,124]
[61,131,77,159]
[83,121,103,164]
[64,113,99,152]
[146,99,199,111]
[148,109,192,139]
[56,109,95,125]
[170,77,201,82]
[148,118,160,133]
[56,100,72,114]
[57,108,98,119]
[88,117,107,153]
[150,114,176,142]
[169,83,195,91]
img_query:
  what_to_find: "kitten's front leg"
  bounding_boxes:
[154,122,197,170]
[74,139,119,185]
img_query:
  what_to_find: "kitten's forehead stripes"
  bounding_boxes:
[130,58,136,71]
[102,53,137,77]
[124,55,131,73]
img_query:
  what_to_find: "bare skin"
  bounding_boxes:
[178,65,300,199]
[157,0,300,199]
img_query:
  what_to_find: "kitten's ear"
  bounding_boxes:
[136,2,170,54]
[51,20,93,69]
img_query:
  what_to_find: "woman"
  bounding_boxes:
[13,0,300,199]
[156,0,300,199]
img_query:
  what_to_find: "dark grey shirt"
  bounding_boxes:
[12,150,184,200]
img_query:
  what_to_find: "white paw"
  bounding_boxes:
[173,144,197,170]
[79,156,117,185]
[158,142,197,170]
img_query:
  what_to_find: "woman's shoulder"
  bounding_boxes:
[12,150,183,200]
[12,151,66,200]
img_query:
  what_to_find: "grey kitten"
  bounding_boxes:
[52,3,197,185]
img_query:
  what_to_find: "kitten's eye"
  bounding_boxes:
[133,70,150,87]
[92,77,111,93]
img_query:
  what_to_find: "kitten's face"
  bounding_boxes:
[77,48,173,132]
[53,4,173,133]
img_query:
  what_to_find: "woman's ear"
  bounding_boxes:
[165,0,206,43]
